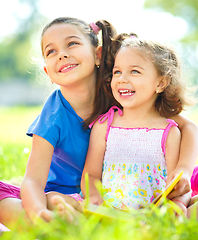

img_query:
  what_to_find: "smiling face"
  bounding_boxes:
[111,47,163,112]
[42,23,99,89]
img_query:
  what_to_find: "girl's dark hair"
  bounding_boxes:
[86,20,118,127]
[104,34,196,118]
[41,17,117,128]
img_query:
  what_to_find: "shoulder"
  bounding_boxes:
[92,117,108,134]
[42,89,64,114]
[90,106,122,128]
[166,122,181,144]
[27,89,70,146]
[171,114,198,130]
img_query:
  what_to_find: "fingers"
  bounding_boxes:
[167,175,191,199]
[167,187,185,199]
[89,194,103,205]
[50,195,79,224]
[36,209,54,223]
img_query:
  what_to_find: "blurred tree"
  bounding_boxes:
[144,0,198,85]
[144,0,198,42]
[0,0,47,82]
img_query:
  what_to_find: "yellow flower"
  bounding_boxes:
[107,198,115,203]
[115,189,124,199]
[153,189,162,198]
[112,164,115,170]
[146,164,150,171]
[138,188,147,197]
[134,173,138,179]
[143,198,148,203]
[122,164,126,171]
[157,164,161,171]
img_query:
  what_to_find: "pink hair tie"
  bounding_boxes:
[90,22,100,35]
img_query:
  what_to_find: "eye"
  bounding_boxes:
[131,70,140,74]
[113,70,122,75]
[46,49,56,57]
[68,41,79,47]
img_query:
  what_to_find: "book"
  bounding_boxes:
[151,171,183,206]
[83,171,183,219]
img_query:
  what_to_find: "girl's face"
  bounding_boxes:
[111,47,163,111]
[42,23,99,89]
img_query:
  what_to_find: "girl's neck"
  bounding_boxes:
[120,107,163,128]
[60,83,95,120]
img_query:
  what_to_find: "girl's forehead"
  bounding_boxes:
[41,23,87,51]
[43,23,84,39]
[116,47,144,62]
[117,47,152,62]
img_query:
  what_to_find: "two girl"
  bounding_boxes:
[0,18,197,228]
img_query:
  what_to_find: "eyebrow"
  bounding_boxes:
[43,35,82,53]
[113,65,145,70]
[130,65,145,70]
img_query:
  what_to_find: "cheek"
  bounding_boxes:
[111,80,115,91]
[111,81,117,97]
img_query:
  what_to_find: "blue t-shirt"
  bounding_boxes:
[27,89,91,194]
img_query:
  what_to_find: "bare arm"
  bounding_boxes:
[167,114,198,198]
[165,125,191,213]
[21,134,54,222]
[165,126,181,176]
[81,120,107,205]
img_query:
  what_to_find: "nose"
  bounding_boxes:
[59,51,69,60]
[119,74,129,83]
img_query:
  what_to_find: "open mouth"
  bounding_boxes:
[59,64,78,72]
[118,89,135,96]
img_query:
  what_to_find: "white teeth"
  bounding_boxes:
[119,90,129,93]
[62,64,76,71]
[119,90,134,95]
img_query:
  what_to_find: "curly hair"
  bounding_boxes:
[103,34,196,118]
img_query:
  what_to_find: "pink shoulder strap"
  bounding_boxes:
[89,106,122,141]
[161,119,178,155]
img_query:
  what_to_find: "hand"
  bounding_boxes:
[171,199,187,217]
[89,193,103,206]
[35,208,55,223]
[166,169,191,199]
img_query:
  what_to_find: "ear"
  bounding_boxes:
[95,46,102,67]
[156,76,170,94]
[43,66,48,75]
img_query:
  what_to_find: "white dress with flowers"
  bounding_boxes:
[98,106,178,210]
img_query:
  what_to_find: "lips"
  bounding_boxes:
[59,64,78,72]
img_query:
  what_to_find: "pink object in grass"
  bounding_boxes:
[191,165,198,196]
[0,223,10,232]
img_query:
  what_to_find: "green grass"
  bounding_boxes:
[0,106,198,239]
[0,106,41,182]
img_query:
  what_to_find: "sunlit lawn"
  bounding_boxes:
[0,105,198,239]
[0,106,41,182]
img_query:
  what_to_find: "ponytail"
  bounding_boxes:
[84,20,118,128]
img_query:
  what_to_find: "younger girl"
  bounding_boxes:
[0,17,117,226]
[81,35,196,212]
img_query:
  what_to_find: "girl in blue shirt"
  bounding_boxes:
[0,17,117,225]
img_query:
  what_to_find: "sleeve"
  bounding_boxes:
[26,113,60,148]
[26,91,62,147]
